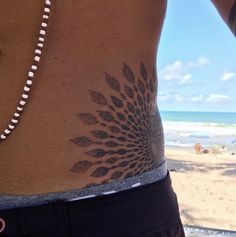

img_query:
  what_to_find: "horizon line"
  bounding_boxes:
[159,110,236,113]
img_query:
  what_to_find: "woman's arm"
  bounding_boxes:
[211,0,236,36]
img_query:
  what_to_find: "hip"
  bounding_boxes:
[0,169,185,237]
[0,160,167,210]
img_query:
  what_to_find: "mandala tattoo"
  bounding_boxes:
[70,62,165,185]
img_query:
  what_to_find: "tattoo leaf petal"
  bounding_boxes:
[110,95,123,108]
[97,111,114,121]
[77,113,98,125]
[123,63,135,83]
[86,149,106,158]
[111,171,123,179]
[138,79,145,94]
[89,90,107,105]
[91,130,109,139]
[70,160,93,172]
[105,157,119,164]
[104,141,120,147]
[124,85,134,99]
[140,62,148,81]
[105,73,120,92]
[70,136,93,147]
[91,167,109,177]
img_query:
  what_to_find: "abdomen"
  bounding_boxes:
[0,0,167,195]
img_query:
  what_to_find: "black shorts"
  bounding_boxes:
[0,171,185,237]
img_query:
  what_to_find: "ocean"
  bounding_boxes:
[159,111,236,151]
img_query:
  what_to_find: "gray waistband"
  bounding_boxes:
[0,160,167,210]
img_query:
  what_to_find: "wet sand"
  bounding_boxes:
[166,148,236,231]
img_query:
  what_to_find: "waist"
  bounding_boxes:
[0,160,167,210]
[0,168,185,237]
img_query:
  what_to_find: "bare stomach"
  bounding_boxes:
[0,58,165,195]
[0,0,166,195]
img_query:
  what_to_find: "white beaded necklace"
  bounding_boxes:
[0,0,52,142]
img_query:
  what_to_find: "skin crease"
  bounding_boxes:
[0,0,234,195]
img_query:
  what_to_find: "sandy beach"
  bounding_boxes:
[166,148,236,231]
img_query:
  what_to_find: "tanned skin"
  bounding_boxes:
[211,0,236,36]
[0,1,235,195]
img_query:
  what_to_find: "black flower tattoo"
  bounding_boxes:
[70,62,164,185]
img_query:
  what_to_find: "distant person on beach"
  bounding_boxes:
[195,143,228,155]
[211,145,227,154]
[194,143,209,154]
[195,143,203,154]
[0,1,235,236]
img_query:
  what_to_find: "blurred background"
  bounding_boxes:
[157,0,236,233]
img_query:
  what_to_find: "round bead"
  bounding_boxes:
[46,0,51,5]
[14,113,20,117]
[35,49,42,54]
[28,71,34,77]
[0,134,6,139]
[24,86,30,92]
[22,94,28,99]
[39,37,45,42]
[42,22,47,27]
[40,30,46,35]
[34,56,40,62]
[31,65,37,70]
[26,80,32,85]
[8,124,15,129]
[44,8,50,13]
[4,129,11,134]
[20,100,26,106]
[11,119,18,124]
[43,14,49,19]
[37,43,44,48]
[17,107,23,111]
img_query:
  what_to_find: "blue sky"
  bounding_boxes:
[157,0,236,112]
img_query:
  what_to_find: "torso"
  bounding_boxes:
[0,0,167,195]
